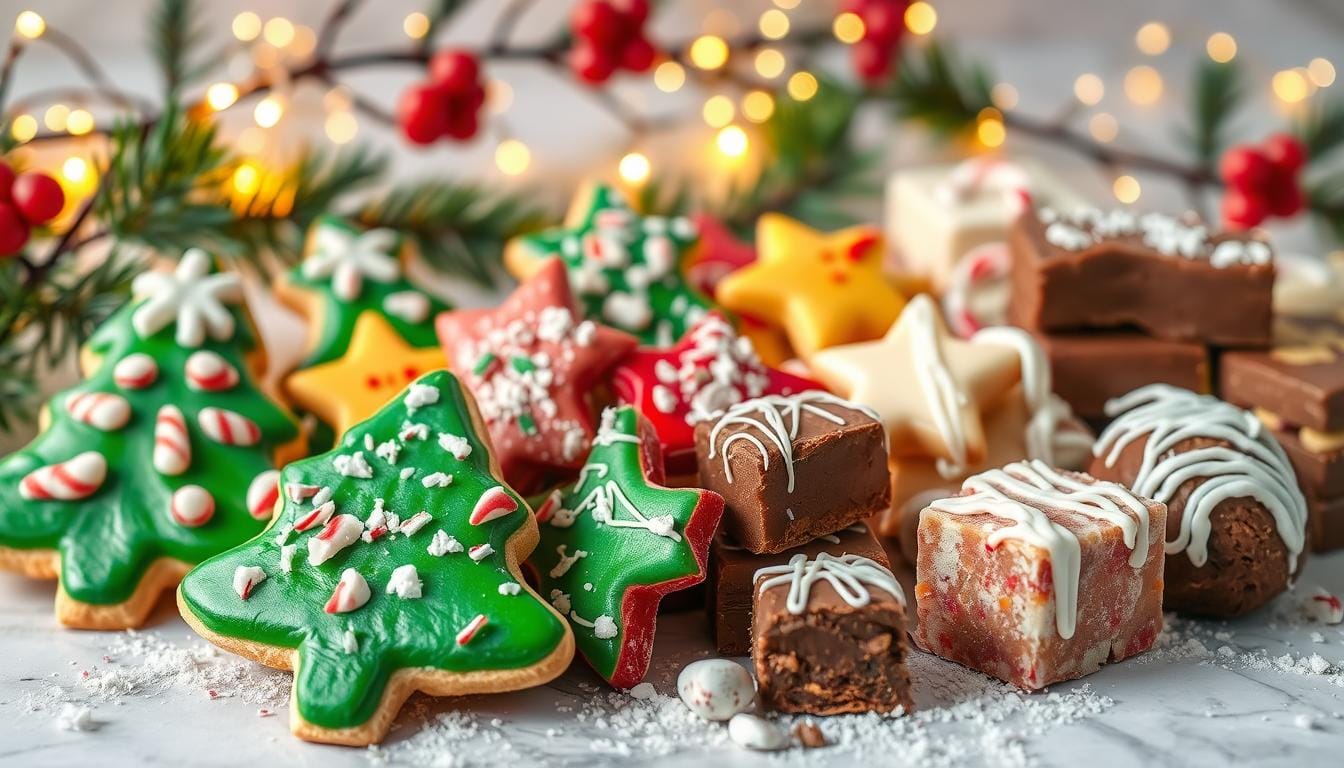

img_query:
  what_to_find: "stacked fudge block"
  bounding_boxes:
[695,391,912,714]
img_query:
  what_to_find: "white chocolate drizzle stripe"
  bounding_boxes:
[754,552,904,615]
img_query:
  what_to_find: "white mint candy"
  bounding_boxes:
[184,350,239,392]
[677,659,755,721]
[728,713,788,751]
[171,485,215,527]
[65,392,131,431]
[383,291,430,323]
[113,353,158,389]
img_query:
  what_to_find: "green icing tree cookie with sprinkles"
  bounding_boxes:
[504,183,712,346]
[0,249,303,629]
[178,370,574,746]
[529,405,723,688]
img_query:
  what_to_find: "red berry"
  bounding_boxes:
[853,39,893,82]
[428,51,480,93]
[10,172,64,225]
[464,84,487,110]
[0,201,30,255]
[617,0,650,24]
[570,43,616,85]
[1264,173,1305,217]
[573,1,623,46]
[620,36,656,72]
[1262,133,1307,173]
[1219,146,1272,191]
[0,163,14,202]
[444,111,479,141]
[397,84,451,145]
[862,3,904,42]
[1221,187,1268,230]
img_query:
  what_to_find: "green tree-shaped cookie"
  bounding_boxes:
[0,250,301,628]
[530,406,723,688]
[178,370,572,746]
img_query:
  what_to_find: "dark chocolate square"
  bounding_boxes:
[1220,317,1344,434]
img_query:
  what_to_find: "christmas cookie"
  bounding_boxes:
[504,182,711,346]
[684,213,756,299]
[611,312,820,475]
[528,406,723,688]
[0,250,303,629]
[715,213,905,359]
[178,370,573,745]
[436,257,637,492]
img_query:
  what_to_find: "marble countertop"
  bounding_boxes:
[2,552,1341,768]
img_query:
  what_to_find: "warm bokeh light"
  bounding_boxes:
[290,25,316,57]
[232,162,261,196]
[716,125,749,158]
[61,156,89,184]
[654,61,686,92]
[403,12,429,39]
[742,90,775,123]
[833,12,865,44]
[689,35,730,70]
[206,82,240,111]
[323,86,352,113]
[232,12,261,42]
[1073,73,1104,106]
[755,48,786,79]
[905,2,937,36]
[1113,175,1141,204]
[325,111,358,144]
[1089,112,1118,143]
[15,10,45,39]
[1206,33,1237,63]
[43,104,69,132]
[1135,22,1170,55]
[495,139,531,176]
[1309,58,1336,88]
[787,71,819,101]
[1124,65,1163,105]
[65,108,94,135]
[10,114,37,142]
[773,0,800,8]
[759,9,790,40]
[976,108,1005,148]
[253,96,284,128]
[262,17,295,48]
[991,83,1019,109]
[1273,69,1311,104]
[703,95,735,128]
[619,152,651,184]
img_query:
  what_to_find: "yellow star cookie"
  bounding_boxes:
[284,312,447,438]
[809,294,1020,472]
[716,213,905,358]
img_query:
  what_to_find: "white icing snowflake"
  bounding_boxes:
[131,249,242,347]
[302,223,401,301]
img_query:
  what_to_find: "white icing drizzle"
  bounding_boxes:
[707,391,882,493]
[903,295,972,479]
[561,460,682,541]
[1094,384,1307,573]
[926,459,1153,640]
[754,553,904,615]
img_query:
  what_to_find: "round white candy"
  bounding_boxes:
[676,659,754,721]
[728,713,789,751]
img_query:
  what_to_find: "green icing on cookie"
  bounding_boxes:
[288,215,450,367]
[179,370,568,731]
[512,185,710,345]
[531,406,722,687]
[0,252,299,606]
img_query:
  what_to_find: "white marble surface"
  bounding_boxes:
[2,552,1342,768]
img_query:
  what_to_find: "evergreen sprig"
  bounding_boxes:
[886,41,995,137]
[1184,59,1243,170]
[150,0,217,99]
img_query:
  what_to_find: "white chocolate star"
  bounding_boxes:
[131,249,242,348]
[301,223,400,301]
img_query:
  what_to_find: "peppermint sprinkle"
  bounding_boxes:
[311,486,334,508]
[375,439,401,465]
[422,471,453,488]
[333,451,373,479]
[285,483,319,504]
[279,544,297,573]
[469,543,494,562]
[401,422,429,441]
[232,566,265,600]
[399,467,416,480]
[363,434,375,451]
[428,530,463,556]
[404,382,441,412]
[456,614,488,645]
[400,511,433,536]
[342,628,359,654]
[438,433,473,460]
[498,582,522,596]
[594,615,618,639]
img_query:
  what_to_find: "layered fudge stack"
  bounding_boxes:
[695,391,912,714]
[1009,204,1275,421]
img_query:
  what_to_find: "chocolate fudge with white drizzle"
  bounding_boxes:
[914,460,1166,691]
[1009,203,1274,345]
[694,391,889,554]
[1088,384,1308,617]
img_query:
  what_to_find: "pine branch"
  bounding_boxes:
[150,0,214,99]
[1183,59,1243,170]
[886,41,995,137]
[1299,97,1344,165]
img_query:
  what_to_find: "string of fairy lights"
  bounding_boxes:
[2,3,1340,223]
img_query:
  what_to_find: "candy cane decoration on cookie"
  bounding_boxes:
[470,486,518,525]
[324,568,371,613]
[19,452,107,501]
[456,613,489,645]
[65,392,131,431]
[246,470,281,520]
[113,353,158,389]
[943,241,1013,338]
[233,566,266,599]
[153,405,192,476]
[198,407,261,446]
[185,351,239,392]
[933,156,1033,211]
[171,485,216,526]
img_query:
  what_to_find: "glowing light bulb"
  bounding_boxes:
[759,9,790,40]
[991,83,1019,109]
[1113,175,1141,204]
[66,108,94,135]
[703,95,735,128]
[1124,65,1163,105]
[15,10,45,39]
[689,35,729,70]
[1089,113,1118,143]
[44,104,69,132]
[833,12,865,44]
[10,114,37,142]
[206,82,240,111]
[654,61,686,92]
[404,12,429,39]
[905,2,937,35]
[1273,69,1311,104]
[787,71,818,101]
[1206,33,1237,63]
[619,152,651,184]
[495,139,531,176]
[253,96,284,128]
[976,108,1005,148]
[1308,58,1336,88]
[755,48,786,79]
[62,156,89,184]
[232,162,261,196]
[232,12,261,42]
[325,112,358,144]
[1135,22,1170,55]
[742,90,775,123]
[1073,74,1104,106]
[262,17,295,48]
[716,125,749,158]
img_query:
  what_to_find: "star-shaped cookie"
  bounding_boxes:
[504,183,712,346]
[809,294,1020,474]
[716,213,906,358]
[284,313,447,439]
[529,406,723,688]
[436,258,637,492]
[684,213,756,298]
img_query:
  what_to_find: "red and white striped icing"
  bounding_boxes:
[153,405,192,476]
[112,353,158,389]
[246,470,280,520]
[19,452,107,501]
[185,351,239,392]
[470,486,517,526]
[456,613,488,645]
[170,484,216,527]
[197,407,260,446]
[65,391,131,431]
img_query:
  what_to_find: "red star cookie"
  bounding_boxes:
[437,258,637,492]
[685,214,756,299]
[611,313,821,474]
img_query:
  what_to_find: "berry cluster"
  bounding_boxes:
[397,51,487,145]
[0,162,65,256]
[843,0,910,83]
[1219,133,1308,230]
[569,0,656,85]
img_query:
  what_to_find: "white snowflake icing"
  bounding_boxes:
[131,249,242,347]
[302,223,400,301]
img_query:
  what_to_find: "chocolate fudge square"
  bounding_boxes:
[695,392,890,554]
[1010,205,1273,346]
[709,524,888,655]
[1221,316,1344,435]
[752,553,913,715]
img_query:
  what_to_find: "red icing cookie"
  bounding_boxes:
[684,214,756,299]
[436,258,637,492]
[611,313,821,473]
